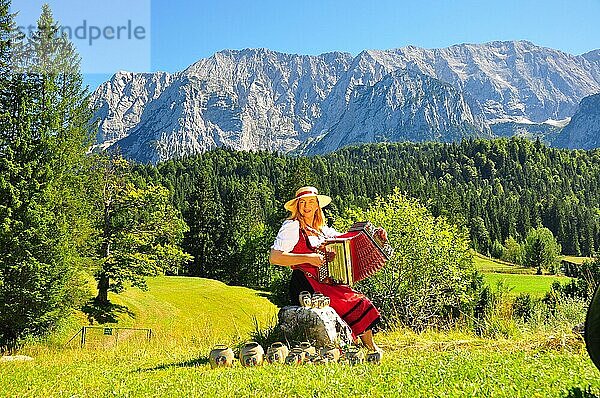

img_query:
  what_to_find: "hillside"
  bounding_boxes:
[64,276,278,347]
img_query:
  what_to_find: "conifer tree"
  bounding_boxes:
[0,3,92,348]
[182,168,226,278]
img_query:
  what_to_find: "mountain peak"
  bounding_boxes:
[553,93,600,149]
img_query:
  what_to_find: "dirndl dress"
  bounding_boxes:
[272,220,381,338]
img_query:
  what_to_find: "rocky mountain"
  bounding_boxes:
[298,69,491,154]
[364,41,600,123]
[583,49,600,66]
[90,41,600,163]
[91,71,173,148]
[92,49,353,163]
[552,93,600,149]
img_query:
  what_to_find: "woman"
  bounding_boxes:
[269,186,384,359]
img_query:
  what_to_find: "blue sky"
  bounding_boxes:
[11,0,600,90]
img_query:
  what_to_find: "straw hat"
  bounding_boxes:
[284,186,332,212]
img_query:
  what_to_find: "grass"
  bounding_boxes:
[2,276,599,397]
[483,273,571,297]
[562,255,594,265]
[2,329,599,397]
[57,276,279,349]
[109,276,278,345]
[472,252,534,275]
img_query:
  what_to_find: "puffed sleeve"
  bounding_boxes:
[271,220,300,252]
[322,225,341,238]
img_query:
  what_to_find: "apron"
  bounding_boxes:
[290,227,381,338]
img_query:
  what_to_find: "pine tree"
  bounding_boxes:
[0,3,92,348]
[182,168,226,278]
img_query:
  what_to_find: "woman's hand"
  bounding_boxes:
[325,249,336,262]
[305,252,325,267]
[375,227,388,242]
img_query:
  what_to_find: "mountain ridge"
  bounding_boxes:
[90,41,600,163]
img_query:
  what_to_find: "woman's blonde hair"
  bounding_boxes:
[287,197,326,232]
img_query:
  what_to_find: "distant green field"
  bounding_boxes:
[483,273,570,297]
[474,252,594,274]
[562,255,593,265]
[472,252,575,296]
[472,253,534,274]
[2,276,598,397]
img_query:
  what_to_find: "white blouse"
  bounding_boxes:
[271,219,341,252]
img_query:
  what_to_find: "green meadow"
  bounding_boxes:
[472,252,535,275]
[482,273,570,297]
[474,253,576,296]
[561,256,593,265]
[2,275,599,397]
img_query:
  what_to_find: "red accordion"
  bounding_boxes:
[317,221,394,285]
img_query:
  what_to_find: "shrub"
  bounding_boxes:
[267,267,292,308]
[512,293,534,322]
[551,257,600,301]
[565,386,600,398]
[335,188,480,331]
[249,316,285,349]
[472,280,519,338]
[502,236,524,265]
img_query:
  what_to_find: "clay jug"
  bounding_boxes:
[311,293,325,308]
[266,342,289,364]
[320,345,340,363]
[209,345,235,368]
[299,291,312,308]
[240,341,264,367]
[285,347,306,364]
[311,356,329,365]
[345,346,364,365]
[299,341,316,360]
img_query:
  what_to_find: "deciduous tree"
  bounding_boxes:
[335,188,479,330]
[524,227,561,274]
[92,154,192,304]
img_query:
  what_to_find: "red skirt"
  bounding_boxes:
[289,269,380,339]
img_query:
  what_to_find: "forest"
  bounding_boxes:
[133,139,600,288]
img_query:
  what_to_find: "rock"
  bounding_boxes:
[1,355,34,362]
[278,305,353,348]
[552,93,600,150]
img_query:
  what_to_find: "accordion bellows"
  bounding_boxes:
[318,221,393,285]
